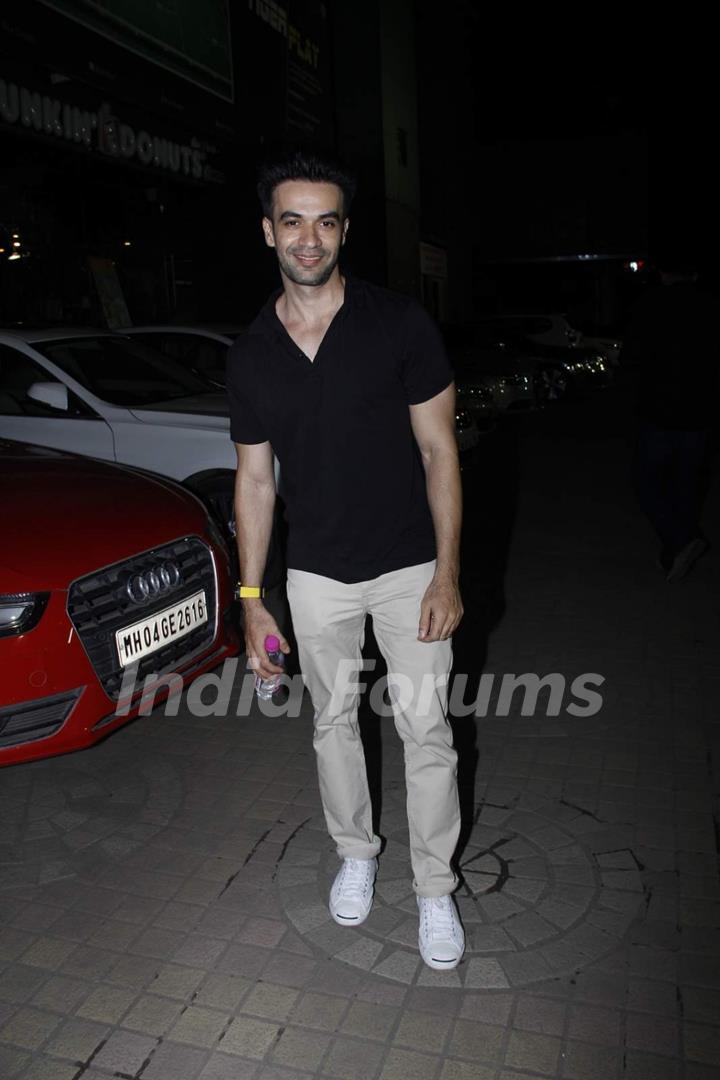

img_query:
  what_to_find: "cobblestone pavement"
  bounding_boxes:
[2,388,719,1079]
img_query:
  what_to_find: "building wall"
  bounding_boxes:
[380,0,420,297]
[329,0,387,287]
[415,0,476,321]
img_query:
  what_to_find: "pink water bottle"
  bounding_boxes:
[255,634,284,700]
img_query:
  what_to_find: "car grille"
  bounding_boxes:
[0,688,81,748]
[67,537,217,699]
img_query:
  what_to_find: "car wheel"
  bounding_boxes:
[186,473,285,591]
[534,366,568,405]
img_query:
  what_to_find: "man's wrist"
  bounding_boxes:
[240,596,265,609]
[235,584,265,600]
[433,561,460,583]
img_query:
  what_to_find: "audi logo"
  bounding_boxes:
[126,562,181,604]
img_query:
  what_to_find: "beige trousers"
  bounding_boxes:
[286,561,460,897]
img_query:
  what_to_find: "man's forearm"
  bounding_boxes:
[234,470,276,587]
[422,446,462,580]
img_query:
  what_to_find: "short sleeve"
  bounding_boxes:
[400,301,453,405]
[226,339,269,444]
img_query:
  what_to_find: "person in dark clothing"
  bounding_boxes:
[621,259,719,581]
[227,149,466,971]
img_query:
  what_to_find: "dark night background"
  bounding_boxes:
[4,7,720,1064]
[1,0,660,332]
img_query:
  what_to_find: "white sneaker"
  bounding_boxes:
[329,857,377,925]
[417,894,465,969]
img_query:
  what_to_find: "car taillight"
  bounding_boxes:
[0,593,50,638]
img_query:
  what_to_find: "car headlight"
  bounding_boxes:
[0,592,50,638]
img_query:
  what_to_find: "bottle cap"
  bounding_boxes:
[265,634,281,651]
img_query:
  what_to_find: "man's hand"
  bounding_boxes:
[418,577,463,642]
[243,602,291,679]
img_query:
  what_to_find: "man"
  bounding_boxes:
[227,149,464,970]
[622,256,719,582]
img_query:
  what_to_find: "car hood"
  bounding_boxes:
[0,441,209,591]
[129,393,230,425]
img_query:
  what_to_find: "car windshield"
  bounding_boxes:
[32,335,213,407]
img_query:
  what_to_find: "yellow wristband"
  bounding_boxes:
[236,585,264,599]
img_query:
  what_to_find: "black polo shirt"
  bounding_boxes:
[226,275,452,584]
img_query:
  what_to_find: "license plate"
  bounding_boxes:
[116,590,207,666]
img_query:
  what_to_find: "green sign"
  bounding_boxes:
[39,0,233,101]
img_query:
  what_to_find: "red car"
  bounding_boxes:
[0,440,240,766]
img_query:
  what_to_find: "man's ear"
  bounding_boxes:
[262,217,276,249]
[342,219,349,245]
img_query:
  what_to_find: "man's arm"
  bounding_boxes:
[409,383,463,642]
[234,441,289,677]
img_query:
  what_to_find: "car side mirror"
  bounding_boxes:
[27,381,69,412]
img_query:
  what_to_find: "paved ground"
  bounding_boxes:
[2,385,719,1079]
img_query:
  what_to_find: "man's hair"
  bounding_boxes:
[256,148,357,219]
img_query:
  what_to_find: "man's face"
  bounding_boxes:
[262,180,348,287]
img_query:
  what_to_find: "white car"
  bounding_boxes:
[445,326,544,414]
[581,331,622,368]
[522,314,622,369]
[124,325,245,388]
[454,346,538,413]
[0,328,284,585]
[479,314,622,368]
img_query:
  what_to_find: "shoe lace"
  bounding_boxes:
[338,859,372,900]
[423,896,456,939]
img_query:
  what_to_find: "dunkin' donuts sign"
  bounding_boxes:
[0,75,224,183]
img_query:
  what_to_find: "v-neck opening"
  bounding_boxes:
[271,277,350,367]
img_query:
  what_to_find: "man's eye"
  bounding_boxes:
[285,220,300,227]
[321,220,336,228]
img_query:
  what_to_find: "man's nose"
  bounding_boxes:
[300,223,322,246]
